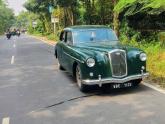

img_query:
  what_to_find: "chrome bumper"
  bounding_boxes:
[82,72,149,87]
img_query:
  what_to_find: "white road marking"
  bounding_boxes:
[11,56,15,64]
[143,82,165,94]
[2,117,10,124]
[13,39,16,43]
[13,44,16,48]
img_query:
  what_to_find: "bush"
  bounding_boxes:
[119,29,165,87]
[159,32,165,47]
[46,33,58,41]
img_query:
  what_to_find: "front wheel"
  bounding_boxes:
[76,65,88,92]
[57,60,65,70]
[133,79,142,86]
[57,57,65,71]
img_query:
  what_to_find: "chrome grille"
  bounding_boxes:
[109,50,127,77]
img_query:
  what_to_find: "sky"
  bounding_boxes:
[6,0,27,15]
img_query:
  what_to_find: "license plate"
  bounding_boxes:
[112,82,132,89]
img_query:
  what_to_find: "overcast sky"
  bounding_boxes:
[6,0,27,15]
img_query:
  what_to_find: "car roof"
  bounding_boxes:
[64,25,112,31]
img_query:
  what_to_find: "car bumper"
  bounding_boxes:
[82,72,149,87]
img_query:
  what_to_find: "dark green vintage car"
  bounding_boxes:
[55,25,149,92]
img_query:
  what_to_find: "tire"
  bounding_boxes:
[76,65,88,92]
[59,65,65,70]
[133,79,142,86]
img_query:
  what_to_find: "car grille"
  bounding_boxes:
[109,50,127,77]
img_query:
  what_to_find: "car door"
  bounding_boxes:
[62,31,74,72]
[57,31,66,67]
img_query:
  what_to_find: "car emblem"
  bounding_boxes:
[116,52,121,55]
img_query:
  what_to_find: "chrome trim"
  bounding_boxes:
[82,72,149,86]
[108,49,128,78]
[63,51,85,63]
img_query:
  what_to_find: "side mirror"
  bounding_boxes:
[59,31,64,41]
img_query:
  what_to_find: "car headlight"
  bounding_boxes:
[86,58,95,67]
[140,53,147,61]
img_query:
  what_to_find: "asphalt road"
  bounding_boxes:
[0,35,165,124]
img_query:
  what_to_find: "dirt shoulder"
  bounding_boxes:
[29,35,56,46]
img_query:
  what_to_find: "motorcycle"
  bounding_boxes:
[6,33,11,40]
[17,31,21,37]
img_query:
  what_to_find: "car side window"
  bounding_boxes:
[66,31,73,45]
[59,31,65,41]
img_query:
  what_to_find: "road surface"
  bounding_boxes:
[0,35,165,124]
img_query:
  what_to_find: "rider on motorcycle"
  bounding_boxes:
[5,29,11,40]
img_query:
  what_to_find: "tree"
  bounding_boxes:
[114,0,165,31]
[112,0,119,37]
[79,0,114,25]
[0,1,15,34]
[15,11,29,29]
[115,0,165,15]
[24,0,55,33]
[56,0,79,26]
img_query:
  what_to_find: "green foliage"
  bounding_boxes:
[158,32,165,47]
[115,0,165,33]
[79,0,114,25]
[140,42,165,87]
[114,0,136,13]
[24,0,115,30]
[56,0,78,7]
[0,2,15,34]
[120,33,165,86]
[14,11,29,29]
[24,0,53,33]
[115,0,165,15]
[46,33,58,41]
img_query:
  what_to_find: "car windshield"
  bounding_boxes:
[73,28,118,44]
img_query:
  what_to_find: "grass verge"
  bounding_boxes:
[143,44,165,88]
[29,32,58,44]
[133,42,165,88]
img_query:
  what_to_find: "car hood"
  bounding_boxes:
[71,42,145,61]
[73,42,142,53]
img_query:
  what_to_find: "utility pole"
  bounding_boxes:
[48,4,56,34]
[51,16,56,34]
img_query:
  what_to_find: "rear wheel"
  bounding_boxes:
[76,65,88,92]
[59,65,65,70]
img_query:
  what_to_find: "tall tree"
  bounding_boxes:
[114,0,165,31]
[56,0,79,26]
[112,0,119,37]
[15,11,29,29]
[24,0,55,33]
[0,1,15,34]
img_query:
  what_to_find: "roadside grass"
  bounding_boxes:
[145,45,165,88]
[46,33,59,41]
[29,32,58,42]
[135,42,165,88]
[120,32,165,87]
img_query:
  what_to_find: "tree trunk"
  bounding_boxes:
[112,0,119,37]
[63,7,74,26]
[43,14,52,33]
[113,11,119,37]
